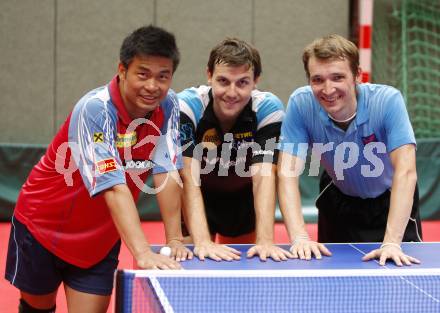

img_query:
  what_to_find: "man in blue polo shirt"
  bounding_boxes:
[278,34,422,266]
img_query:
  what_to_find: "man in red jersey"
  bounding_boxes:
[5,25,191,313]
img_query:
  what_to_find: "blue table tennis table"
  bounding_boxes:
[115,242,440,313]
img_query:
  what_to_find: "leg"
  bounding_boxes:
[64,285,110,313]
[5,218,62,312]
[19,291,57,312]
[62,241,120,312]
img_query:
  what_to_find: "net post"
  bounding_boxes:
[114,269,135,313]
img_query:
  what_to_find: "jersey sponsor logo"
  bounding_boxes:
[116,132,137,148]
[234,131,253,140]
[93,132,104,143]
[252,149,274,157]
[201,128,221,150]
[96,158,117,174]
[124,159,155,170]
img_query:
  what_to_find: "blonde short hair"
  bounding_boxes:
[302,34,359,79]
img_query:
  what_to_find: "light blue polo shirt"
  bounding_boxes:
[279,83,416,198]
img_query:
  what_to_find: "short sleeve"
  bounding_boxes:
[151,91,183,174]
[252,92,285,164]
[383,90,416,152]
[68,91,126,196]
[178,87,206,159]
[278,92,310,160]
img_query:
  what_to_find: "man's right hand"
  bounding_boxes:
[194,242,241,261]
[136,249,182,269]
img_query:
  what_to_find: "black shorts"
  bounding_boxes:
[204,189,255,237]
[5,217,120,296]
[316,171,423,243]
[183,185,256,238]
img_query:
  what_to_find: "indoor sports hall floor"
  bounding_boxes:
[1,221,439,313]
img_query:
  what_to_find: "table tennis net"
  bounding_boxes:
[115,269,440,313]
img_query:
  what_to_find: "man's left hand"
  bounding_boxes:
[362,244,421,266]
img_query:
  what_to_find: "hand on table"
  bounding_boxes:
[247,243,294,262]
[167,239,194,262]
[193,241,241,261]
[362,243,421,266]
[290,237,331,260]
[136,249,182,270]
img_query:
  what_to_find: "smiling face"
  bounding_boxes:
[208,62,258,132]
[308,56,360,121]
[118,55,173,119]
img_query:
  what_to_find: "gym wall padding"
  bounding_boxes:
[1,140,439,222]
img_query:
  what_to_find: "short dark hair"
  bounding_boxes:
[119,25,180,72]
[302,34,359,79]
[207,38,262,79]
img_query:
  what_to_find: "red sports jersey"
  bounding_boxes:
[14,76,181,268]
